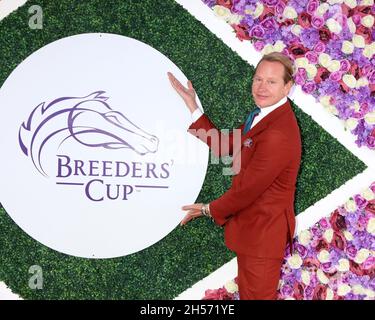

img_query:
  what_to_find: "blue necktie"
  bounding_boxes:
[243,107,261,134]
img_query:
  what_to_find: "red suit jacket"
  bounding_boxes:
[187,98,301,259]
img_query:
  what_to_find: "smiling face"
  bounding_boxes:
[252,60,293,108]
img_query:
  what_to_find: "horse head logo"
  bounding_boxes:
[19,91,159,176]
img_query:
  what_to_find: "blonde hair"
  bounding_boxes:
[255,52,294,84]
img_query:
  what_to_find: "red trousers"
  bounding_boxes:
[237,254,283,300]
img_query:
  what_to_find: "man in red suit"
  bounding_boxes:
[167,52,301,300]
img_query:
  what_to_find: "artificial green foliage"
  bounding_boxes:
[0,0,366,299]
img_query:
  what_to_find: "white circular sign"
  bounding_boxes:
[0,33,209,258]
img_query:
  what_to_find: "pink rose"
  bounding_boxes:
[217,0,232,9]
[318,27,332,43]
[306,51,318,64]
[314,67,330,84]
[349,260,365,276]
[340,59,351,73]
[307,0,319,14]
[311,15,325,29]
[355,25,373,44]
[232,24,251,42]
[330,209,347,231]
[298,12,312,28]
[332,231,347,250]
[312,284,327,300]
[288,43,309,58]
[313,41,326,53]
[365,199,375,214]
[293,282,305,300]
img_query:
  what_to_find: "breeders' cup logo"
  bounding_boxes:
[18,91,169,202]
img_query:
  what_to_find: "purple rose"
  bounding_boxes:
[311,15,325,29]
[307,0,319,15]
[354,195,368,209]
[295,244,308,258]
[346,245,358,259]
[261,17,277,31]
[340,59,351,73]
[275,2,285,15]
[263,0,279,7]
[302,81,317,94]
[319,218,330,229]
[306,51,318,64]
[352,14,361,25]
[281,284,293,297]
[250,25,265,38]
[313,41,326,53]
[295,68,307,85]
[368,70,375,84]
[329,71,343,82]
[253,40,265,51]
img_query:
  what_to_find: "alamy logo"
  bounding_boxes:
[19,91,159,177]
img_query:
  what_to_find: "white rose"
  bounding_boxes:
[317,269,330,284]
[318,53,332,68]
[327,60,341,72]
[363,43,375,59]
[352,34,365,48]
[337,284,351,296]
[342,40,355,54]
[326,288,334,300]
[287,254,303,269]
[323,228,334,243]
[319,96,331,108]
[344,0,358,8]
[253,3,264,19]
[224,279,239,293]
[295,57,309,68]
[364,289,375,299]
[364,111,375,125]
[283,6,297,19]
[344,198,357,211]
[228,13,244,25]
[212,6,231,21]
[306,64,318,79]
[317,249,330,263]
[342,74,357,89]
[328,0,344,4]
[316,3,330,16]
[291,25,302,36]
[361,15,374,28]
[347,18,356,34]
[345,118,359,131]
[261,44,275,55]
[366,217,375,235]
[343,230,354,241]
[353,284,366,295]
[326,104,339,115]
[301,270,311,286]
[360,0,374,5]
[326,18,342,34]
[273,40,286,53]
[337,258,350,272]
[354,248,370,264]
[356,77,369,88]
[298,230,312,246]
[351,101,361,112]
[361,188,374,200]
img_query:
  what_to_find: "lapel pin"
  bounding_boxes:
[243,138,253,148]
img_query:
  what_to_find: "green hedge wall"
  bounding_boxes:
[0,0,366,299]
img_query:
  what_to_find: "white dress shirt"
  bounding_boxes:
[190,96,287,130]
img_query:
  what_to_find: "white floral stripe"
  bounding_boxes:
[173,0,374,300]
[0,282,22,300]
[0,0,28,20]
